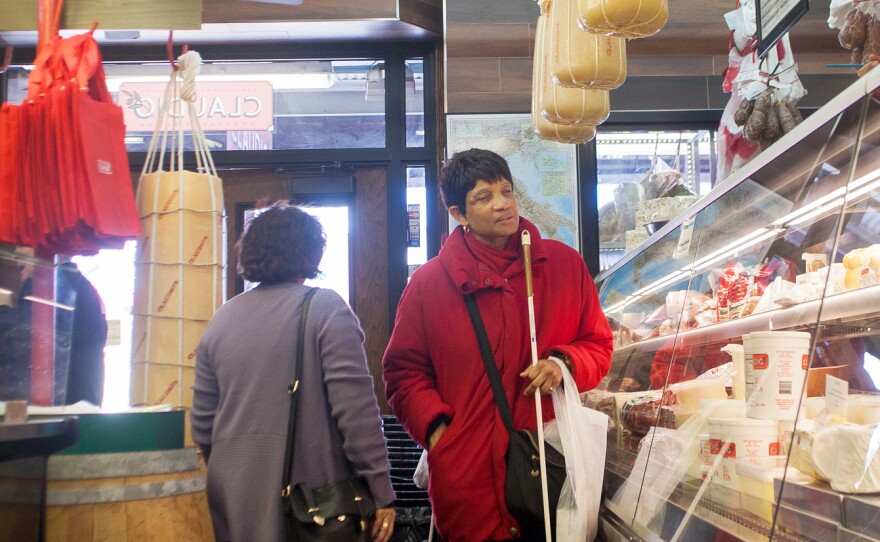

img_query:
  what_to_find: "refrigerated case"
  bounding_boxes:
[592,71,880,541]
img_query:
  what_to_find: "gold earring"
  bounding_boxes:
[464,223,471,232]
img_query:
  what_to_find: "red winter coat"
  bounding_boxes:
[382,218,612,542]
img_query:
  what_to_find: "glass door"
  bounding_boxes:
[241,202,353,305]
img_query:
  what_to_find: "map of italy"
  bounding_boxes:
[448,116,579,249]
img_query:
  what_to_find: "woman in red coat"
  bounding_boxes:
[382,148,613,541]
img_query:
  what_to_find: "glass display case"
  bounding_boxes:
[596,129,717,271]
[0,248,80,406]
[592,71,880,541]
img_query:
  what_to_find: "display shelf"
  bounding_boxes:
[604,451,801,542]
[843,493,880,539]
[594,71,880,542]
[0,418,78,461]
[610,283,880,358]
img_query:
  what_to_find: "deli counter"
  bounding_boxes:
[591,71,880,541]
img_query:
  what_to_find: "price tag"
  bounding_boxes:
[673,217,695,260]
[825,375,849,422]
[106,319,121,346]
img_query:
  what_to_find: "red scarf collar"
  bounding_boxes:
[440,217,547,294]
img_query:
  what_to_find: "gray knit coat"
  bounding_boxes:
[191,283,395,541]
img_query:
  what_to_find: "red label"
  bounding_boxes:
[770,442,780,456]
[802,354,809,370]
[710,439,722,454]
[753,353,769,370]
[723,443,736,458]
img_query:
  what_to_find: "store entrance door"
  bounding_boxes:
[220,165,393,410]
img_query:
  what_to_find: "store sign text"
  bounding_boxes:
[118,81,274,132]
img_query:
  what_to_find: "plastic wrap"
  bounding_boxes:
[798,417,880,493]
[620,394,676,436]
[537,4,611,126]
[550,0,627,90]
[577,0,668,38]
[717,0,805,181]
[532,11,599,143]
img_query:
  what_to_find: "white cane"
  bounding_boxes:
[522,230,552,540]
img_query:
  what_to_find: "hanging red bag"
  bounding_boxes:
[0,103,24,245]
[6,2,141,254]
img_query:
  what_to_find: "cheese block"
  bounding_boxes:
[812,423,880,492]
[536,10,610,126]
[550,0,627,89]
[531,13,598,143]
[577,0,668,38]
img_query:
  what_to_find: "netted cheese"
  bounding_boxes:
[536,9,611,126]
[577,0,668,39]
[550,0,627,89]
[533,112,597,143]
[532,58,596,143]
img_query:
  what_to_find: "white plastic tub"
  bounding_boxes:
[715,417,779,487]
[744,331,812,420]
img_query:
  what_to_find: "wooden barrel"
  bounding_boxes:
[45,449,213,541]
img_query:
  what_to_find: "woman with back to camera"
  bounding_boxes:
[382,148,613,541]
[191,202,396,542]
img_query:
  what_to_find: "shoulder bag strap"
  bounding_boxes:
[464,293,515,433]
[281,287,320,499]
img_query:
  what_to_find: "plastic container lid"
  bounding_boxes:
[746,331,812,339]
[711,417,778,427]
[735,456,790,482]
[700,399,747,417]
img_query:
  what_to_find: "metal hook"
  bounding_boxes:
[166,31,190,71]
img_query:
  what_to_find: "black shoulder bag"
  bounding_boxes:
[282,287,377,541]
[464,293,566,536]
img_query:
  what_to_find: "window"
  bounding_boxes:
[406,166,428,278]
[405,59,425,148]
[72,242,137,410]
[242,205,352,305]
[5,59,390,151]
[597,129,718,270]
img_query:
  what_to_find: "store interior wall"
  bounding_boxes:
[443,0,859,115]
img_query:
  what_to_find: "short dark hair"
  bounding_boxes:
[440,148,513,214]
[237,203,326,284]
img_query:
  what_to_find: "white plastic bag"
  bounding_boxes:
[550,359,609,542]
[413,449,429,489]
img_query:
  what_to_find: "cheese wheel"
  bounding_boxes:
[577,0,668,38]
[550,0,626,89]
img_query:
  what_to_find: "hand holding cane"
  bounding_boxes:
[522,230,553,541]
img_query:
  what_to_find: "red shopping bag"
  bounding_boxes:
[3,23,141,254]
[0,103,23,245]
[73,90,140,241]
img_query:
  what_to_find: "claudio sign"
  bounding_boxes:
[119,81,274,132]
